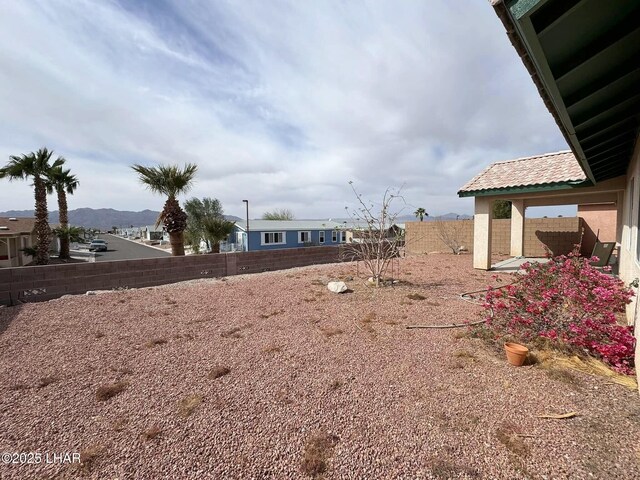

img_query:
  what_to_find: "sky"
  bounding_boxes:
[0,0,576,219]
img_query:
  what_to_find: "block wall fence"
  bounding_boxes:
[405,217,583,256]
[0,246,342,306]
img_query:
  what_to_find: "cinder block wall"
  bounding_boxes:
[0,246,342,306]
[406,217,582,257]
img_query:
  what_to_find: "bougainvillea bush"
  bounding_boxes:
[480,250,636,375]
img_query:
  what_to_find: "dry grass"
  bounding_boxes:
[79,444,106,469]
[208,366,231,379]
[362,312,376,323]
[453,350,477,361]
[321,327,344,338]
[178,393,203,417]
[9,383,29,391]
[141,425,162,441]
[310,279,325,286]
[96,381,128,401]
[37,376,59,388]
[94,331,106,339]
[111,417,128,432]
[221,327,243,338]
[301,431,339,477]
[452,330,470,340]
[145,338,168,348]
[430,459,480,479]
[329,379,344,390]
[262,344,283,354]
[495,422,530,456]
[259,309,285,319]
[407,293,427,301]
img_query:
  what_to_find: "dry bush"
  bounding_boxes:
[430,459,480,479]
[496,422,529,456]
[407,293,426,301]
[141,426,162,441]
[329,379,344,390]
[321,327,344,338]
[96,381,128,401]
[178,394,203,417]
[145,338,168,348]
[208,366,231,379]
[454,350,476,361]
[37,376,59,388]
[310,279,325,286]
[301,431,339,477]
[112,417,129,432]
[221,327,243,338]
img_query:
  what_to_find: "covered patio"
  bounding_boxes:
[458,151,626,270]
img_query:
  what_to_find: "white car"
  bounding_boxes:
[89,239,108,252]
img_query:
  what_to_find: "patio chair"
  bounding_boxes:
[590,240,615,268]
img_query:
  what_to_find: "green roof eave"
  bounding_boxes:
[457,180,592,198]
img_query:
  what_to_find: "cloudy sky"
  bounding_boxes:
[0,0,572,219]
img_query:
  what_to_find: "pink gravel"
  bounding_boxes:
[1,253,639,479]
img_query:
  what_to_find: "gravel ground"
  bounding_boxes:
[1,253,639,479]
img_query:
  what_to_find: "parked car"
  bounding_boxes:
[89,239,108,252]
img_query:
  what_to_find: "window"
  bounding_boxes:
[340,231,347,243]
[298,231,311,243]
[262,232,285,245]
[319,231,325,244]
[628,178,635,250]
[332,230,337,242]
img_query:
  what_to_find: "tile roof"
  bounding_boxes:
[458,151,588,195]
[0,217,37,236]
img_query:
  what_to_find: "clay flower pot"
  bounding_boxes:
[504,342,529,366]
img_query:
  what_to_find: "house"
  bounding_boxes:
[232,220,349,251]
[0,217,38,267]
[142,225,167,242]
[470,1,640,379]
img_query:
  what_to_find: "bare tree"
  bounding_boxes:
[340,182,405,287]
[262,208,295,220]
[435,216,465,254]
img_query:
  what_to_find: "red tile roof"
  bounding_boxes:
[458,151,588,195]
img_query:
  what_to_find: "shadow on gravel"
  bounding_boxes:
[0,303,24,336]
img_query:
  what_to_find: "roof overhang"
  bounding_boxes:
[459,179,591,197]
[493,0,640,183]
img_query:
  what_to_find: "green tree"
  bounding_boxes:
[0,148,65,264]
[131,163,198,256]
[46,166,79,259]
[262,208,295,220]
[492,200,512,219]
[414,207,428,221]
[202,217,236,253]
[184,197,224,251]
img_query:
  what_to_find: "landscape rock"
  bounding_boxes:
[327,281,348,293]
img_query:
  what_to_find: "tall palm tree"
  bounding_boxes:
[414,207,428,222]
[131,163,198,256]
[0,148,64,264]
[46,166,79,259]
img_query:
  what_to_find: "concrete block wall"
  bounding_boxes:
[406,217,583,257]
[0,246,342,306]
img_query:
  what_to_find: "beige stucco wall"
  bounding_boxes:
[617,134,640,388]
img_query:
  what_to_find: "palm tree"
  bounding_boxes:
[0,148,64,264]
[47,166,79,259]
[414,207,428,222]
[202,217,235,253]
[131,163,198,256]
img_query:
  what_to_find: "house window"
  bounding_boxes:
[319,231,325,244]
[298,231,311,243]
[332,230,337,242]
[262,232,285,245]
[340,231,347,243]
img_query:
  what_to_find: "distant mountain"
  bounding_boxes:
[0,208,243,231]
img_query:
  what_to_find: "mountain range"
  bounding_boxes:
[0,208,470,231]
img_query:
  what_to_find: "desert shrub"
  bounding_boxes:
[479,249,636,374]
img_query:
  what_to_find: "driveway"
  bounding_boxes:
[90,234,170,261]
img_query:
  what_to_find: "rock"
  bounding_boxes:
[327,281,348,293]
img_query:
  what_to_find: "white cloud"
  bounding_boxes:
[0,0,567,219]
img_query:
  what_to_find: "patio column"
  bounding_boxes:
[473,197,493,270]
[510,200,525,257]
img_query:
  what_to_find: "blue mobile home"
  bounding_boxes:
[232,220,348,251]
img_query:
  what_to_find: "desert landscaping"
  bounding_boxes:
[1,253,639,479]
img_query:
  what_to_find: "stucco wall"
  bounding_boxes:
[406,217,582,257]
[617,135,640,389]
[578,203,617,255]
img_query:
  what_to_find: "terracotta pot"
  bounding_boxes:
[504,342,529,366]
